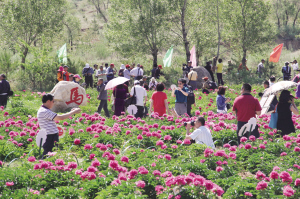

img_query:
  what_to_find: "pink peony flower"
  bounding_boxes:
[294,146,300,152]
[244,192,253,196]
[216,166,223,172]
[74,139,80,145]
[183,139,191,145]
[171,145,178,149]
[256,181,268,190]
[256,171,266,180]
[269,171,279,179]
[244,143,252,149]
[164,135,172,141]
[91,159,101,167]
[113,148,120,155]
[55,159,65,166]
[164,154,171,161]
[89,154,95,160]
[135,180,146,188]
[138,166,149,174]
[84,144,93,150]
[156,140,164,146]
[295,178,300,186]
[109,160,119,170]
[137,135,143,140]
[28,156,36,162]
[6,182,14,186]
[283,185,295,197]
[120,156,129,163]
[240,137,247,143]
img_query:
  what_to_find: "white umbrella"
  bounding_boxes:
[105,77,130,90]
[263,81,297,97]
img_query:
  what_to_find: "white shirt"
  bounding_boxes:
[130,67,144,77]
[149,80,158,89]
[292,63,298,71]
[130,85,147,106]
[96,69,107,81]
[124,69,131,79]
[190,126,215,149]
[37,106,58,135]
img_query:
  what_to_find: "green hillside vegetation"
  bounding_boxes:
[0,0,300,91]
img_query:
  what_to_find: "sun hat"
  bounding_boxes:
[63,65,69,68]
[57,66,64,72]
[74,74,82,79]
[202,77,209,81]
[134,80,140,85]
[120,64,125,70]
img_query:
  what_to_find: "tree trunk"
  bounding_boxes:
[285,10,288,26]
[21,47,28,70]
[152,48,158,67]
[293,8,300,27]
[216,0,221,60]
[242,49,247,67]
[181,0,190,63]
[196,47,201,66]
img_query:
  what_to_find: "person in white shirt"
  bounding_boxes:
[130,80,147,118]
[130,64,144,80]
[292,60,298,77]
[185,117,215,149]
[95,66,107,82]
[269,76,276,87]
[124,65,131,81]
[37,94,81,158]
[149,77,158,90]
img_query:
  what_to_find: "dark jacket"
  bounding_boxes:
[0,79,10,94]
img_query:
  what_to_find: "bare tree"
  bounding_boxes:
[88,0,109,23]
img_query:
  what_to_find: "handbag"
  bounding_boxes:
[268,104,278,129]
[125,87,136,107]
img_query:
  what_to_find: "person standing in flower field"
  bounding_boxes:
[63,65,70,81]
[37,94,81,158]
[0,74,11,108]
[257,59,265,78]
[232,83,261,143]
[96,78,110,117]
[216,58,224,86]
[106,63,116,82]
[172,78,189,116]
[130,80,147,118]
[82,63,94,88]
[96,65,107,83]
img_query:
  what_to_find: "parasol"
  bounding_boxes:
[105,77,130,90]
[263,81,297,97]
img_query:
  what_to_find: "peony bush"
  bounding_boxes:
[0,85,300,198]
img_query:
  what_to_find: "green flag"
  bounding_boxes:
[57,43,67,64]
[163,45,173,67]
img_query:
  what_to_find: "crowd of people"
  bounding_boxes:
[10,57,294,151]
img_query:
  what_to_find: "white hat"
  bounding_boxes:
[120,64,125,70]
[134,80,140,85]
[84,63,90,68]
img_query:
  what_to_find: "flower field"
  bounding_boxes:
[0,85,300,198]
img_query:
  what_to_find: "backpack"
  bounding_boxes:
[208,81,217,89]
[186,86,195,104]
[293,75,300,83]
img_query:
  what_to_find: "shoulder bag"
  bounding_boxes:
[268,104,278,129]
[125,87,137,107]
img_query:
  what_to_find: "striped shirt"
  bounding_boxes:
[37,105,58,135]
[190,126,215,149]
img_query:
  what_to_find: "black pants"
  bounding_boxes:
[135,105,144,118]
[217,73,224,85]
[43,133,59,157]
[85,76,93,88]
[0,95,8,107]
[236,121,259,144]
[97,100,110,117]
[208,71,215,82]
[187,103,192,117]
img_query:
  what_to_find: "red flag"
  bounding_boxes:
[270,43,283,63]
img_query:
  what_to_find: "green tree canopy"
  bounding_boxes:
[0,0,67,67]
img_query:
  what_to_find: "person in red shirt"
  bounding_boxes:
[232,83,262,143]
[150,83,170,116]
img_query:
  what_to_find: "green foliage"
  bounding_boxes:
[0,0,67,64]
